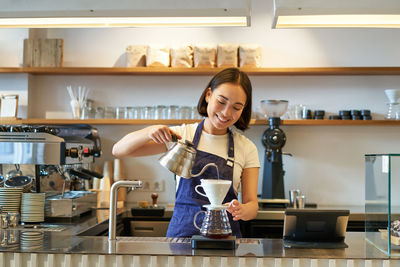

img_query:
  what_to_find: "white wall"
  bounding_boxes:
[1,0,400,206]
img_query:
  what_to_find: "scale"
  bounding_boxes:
[191,235,236,249]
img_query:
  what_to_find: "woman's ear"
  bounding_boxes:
[205,88,212,103]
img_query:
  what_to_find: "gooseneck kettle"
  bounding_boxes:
[159,135,217,178]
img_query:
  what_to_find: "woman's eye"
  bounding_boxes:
[217,100,226,105]
[233,107,241,111]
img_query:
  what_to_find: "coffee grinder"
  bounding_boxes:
[260,100,289,200]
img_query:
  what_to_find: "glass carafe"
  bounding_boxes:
[386,102,400,120]
[193,205,232,239]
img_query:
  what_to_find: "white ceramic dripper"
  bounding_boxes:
[194,179,232,206]
[385,89,400,103]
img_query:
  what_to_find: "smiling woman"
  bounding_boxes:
[112,67,260,238]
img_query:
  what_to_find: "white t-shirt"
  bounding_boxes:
[168,123,260,194]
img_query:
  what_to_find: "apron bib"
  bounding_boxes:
[166,120,241,238]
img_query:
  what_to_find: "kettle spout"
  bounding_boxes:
[191,163,219,178]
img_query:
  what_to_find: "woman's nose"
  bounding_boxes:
[222,106,232,117]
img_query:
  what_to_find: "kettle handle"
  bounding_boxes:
[193,210,206,230]
[194,185,207,198]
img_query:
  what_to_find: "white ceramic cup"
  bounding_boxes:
[194,179,232,206]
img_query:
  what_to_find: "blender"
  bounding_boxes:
[260,100,288,200]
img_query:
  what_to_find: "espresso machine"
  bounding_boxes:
[0,124,102,218]
[260,100,289,204]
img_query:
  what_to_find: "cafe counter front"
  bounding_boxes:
[0,232,398,267]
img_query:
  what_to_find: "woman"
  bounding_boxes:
[112,68,260,238]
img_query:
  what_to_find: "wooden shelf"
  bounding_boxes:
[2,67,400,75]
[1,118,400,126]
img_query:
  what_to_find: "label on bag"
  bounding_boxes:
[382,155,389,174]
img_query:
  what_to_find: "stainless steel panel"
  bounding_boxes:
[0,133,64,165]
[130,221,169,237]
[45,191,97,218]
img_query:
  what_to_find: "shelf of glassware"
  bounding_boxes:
[2,118,400,126]
[2,66,400,75]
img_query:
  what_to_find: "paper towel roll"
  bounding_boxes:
[100,161,113,189]
[113,159,126,181]
[99,161,113,208]
[92,165,102,190]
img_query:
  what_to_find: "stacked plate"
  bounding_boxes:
[20,231,44,250]
[21,193,45,223]
[0,188,23,212]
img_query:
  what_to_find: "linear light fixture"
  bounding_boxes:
[273,0,400,28]
[0,0,250,28]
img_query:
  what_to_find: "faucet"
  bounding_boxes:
[108,180,142,240]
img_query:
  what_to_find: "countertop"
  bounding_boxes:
[0,206,389,259]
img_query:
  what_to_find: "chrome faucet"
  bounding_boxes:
[108,180,142,240]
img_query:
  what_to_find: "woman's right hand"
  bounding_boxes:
[148,125,181,144]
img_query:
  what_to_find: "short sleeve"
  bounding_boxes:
[244,137,261,169]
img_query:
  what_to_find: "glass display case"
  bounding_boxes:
[365,154,400,257]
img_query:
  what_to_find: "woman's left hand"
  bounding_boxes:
[225,199,244,221]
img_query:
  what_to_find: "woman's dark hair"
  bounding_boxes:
[197,68,252,131]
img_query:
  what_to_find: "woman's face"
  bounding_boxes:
[205,82,247,134]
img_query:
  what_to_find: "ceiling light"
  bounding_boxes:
[0,0,250,28]
[273,0,400,28]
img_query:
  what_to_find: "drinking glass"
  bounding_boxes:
[95,107,105,119]
[155,105,168,119]
[104,107,116,119]
[180,106,192,119]
[132,106,141,119]
[168,105,179,119]
[124,107,133,119]
[115,107,125,119]
[191,106,201,119]
[142,106,155,119]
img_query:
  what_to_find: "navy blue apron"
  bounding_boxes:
[166,120,241,238]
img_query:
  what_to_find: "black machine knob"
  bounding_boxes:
[9,125,23,132]
[0,125,10,132]
[262,128,286,151]
[66,148,79,158]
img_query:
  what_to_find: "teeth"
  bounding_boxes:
[217,114,228,122]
